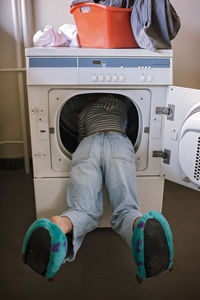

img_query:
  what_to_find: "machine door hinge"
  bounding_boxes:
[156,104,175,121]
[153,149,171,165]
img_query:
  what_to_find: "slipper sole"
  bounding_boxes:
[22,218,68,279]
[132,211,173,279]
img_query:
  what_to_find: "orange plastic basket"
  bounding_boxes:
[70,3,139,48]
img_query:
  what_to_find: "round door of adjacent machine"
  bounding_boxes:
[179,104,200,186]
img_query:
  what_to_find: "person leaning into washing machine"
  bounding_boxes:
[22,94,173,283]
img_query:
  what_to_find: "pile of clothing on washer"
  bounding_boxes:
[33,0,181,51]
[70,0,134,8]
[70,0,181,50]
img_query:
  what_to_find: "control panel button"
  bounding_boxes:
[112,74,118,82]
[105,75,111,82]
[140,75,146,81]
[92,74,97,82]
[119,75,125,82]
[98,74,104,82]
[147,75,153,82]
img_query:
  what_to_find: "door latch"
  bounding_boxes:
[153,149,171,164]
[156,104,175,121]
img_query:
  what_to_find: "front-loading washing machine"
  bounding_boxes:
[26,48,200,226]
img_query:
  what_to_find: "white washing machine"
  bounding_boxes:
[26,47,200,226]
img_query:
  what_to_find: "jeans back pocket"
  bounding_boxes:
[71,136,94,165]
[109,135,134,163]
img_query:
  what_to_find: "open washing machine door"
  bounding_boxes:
[162,86,200,191]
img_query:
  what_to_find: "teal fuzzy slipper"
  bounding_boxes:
[132,211,173,281]
[22,218,68,279]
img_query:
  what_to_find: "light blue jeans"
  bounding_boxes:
[61,132,142,261]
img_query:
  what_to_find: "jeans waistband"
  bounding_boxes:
[90,130,126,137]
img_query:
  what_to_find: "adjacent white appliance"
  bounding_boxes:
[26,47,200,226]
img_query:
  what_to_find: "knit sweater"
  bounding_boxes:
[78,94,128,141]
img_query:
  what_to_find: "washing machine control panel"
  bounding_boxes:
[27,56,172,85]
[78,57,172,85]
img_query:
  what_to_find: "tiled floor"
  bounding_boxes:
[0,170,200,300]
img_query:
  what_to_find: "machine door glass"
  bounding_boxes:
[48,89,151,173]
[162,86,200,192]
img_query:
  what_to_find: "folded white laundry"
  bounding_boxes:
[33,24,79,47]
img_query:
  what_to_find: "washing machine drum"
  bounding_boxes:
[179,106,200,185]
[59,94,139,154]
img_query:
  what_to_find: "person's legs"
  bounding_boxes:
[58,134,104,261]
[104,132,142,247]
[22,134,104,278]
[103,133,173,280]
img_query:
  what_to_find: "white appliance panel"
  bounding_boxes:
[34,177,164,227]
[26,57,78,85]
[26,49,173,86]
[162,86,200,191]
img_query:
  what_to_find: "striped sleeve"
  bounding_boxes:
[78,110,87,142]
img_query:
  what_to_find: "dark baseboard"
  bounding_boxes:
[0,158,32,171]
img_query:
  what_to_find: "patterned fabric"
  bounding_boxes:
[71,0,94,6]
[70,0,134,8]
[78,94,128,141]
